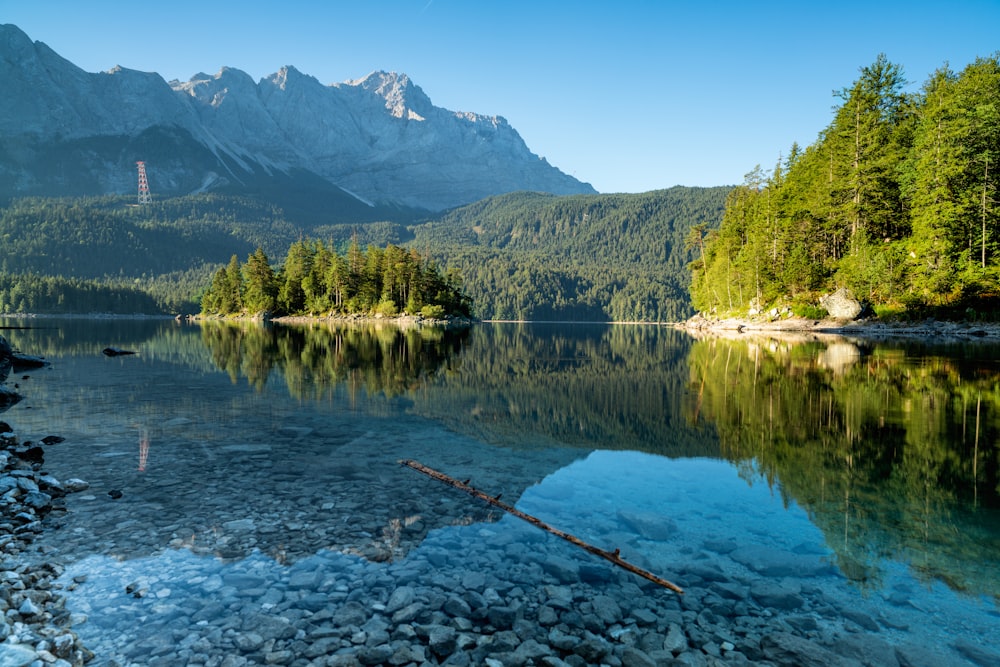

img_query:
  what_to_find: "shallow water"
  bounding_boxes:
[2,319,998,666]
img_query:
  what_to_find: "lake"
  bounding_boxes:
[1,318,998,666]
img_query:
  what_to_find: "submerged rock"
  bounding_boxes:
[101,347,136,357]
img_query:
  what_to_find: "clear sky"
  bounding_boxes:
[3,0,999,193]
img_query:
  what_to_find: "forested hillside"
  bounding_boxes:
[691,54,1000,318]
[0,194,412,314]
[0,187,729,320]
[412,187,731,321]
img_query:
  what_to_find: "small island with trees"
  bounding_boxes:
[200,238,472,322]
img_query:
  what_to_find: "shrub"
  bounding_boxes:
[375,298,399,317]
[791,303,828,319]
[420,304,446,319]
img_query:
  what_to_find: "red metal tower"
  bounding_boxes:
[136,161,152,205]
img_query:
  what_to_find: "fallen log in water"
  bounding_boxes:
[398,459,684,594]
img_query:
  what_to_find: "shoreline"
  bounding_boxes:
[5,311,1000,343]
[0,427,93,665]
[674,314,1000,342]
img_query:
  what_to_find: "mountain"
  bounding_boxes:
[0,24,594,212]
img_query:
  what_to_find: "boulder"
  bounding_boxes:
[819,288,863,320]
[11,353,47,370]
[729,544,833,577]
[760,632,864,667]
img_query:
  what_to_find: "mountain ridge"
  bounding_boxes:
[0,24,594,211]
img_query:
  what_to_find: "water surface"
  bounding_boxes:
[2,319,997,666]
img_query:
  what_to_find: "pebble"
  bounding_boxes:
[2,409,996,667]
[0,424,91,666]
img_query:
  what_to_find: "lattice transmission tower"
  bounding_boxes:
[136,161,152,205]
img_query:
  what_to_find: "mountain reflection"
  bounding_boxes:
[199,320,470,399]
[684,334,1000,598]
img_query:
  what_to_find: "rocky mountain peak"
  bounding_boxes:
[267,65,321,91]
[347,70,434,120]
[175,67,258,108]
[0,23,596,210]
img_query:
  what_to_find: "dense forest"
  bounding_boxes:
[200,240,471,319]
[691,54,1000,318]
[412,187,730,321]
[0,186,728,320]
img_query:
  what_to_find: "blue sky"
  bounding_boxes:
[4,1,999,193]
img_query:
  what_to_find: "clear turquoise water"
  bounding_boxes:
[2,318,997,665]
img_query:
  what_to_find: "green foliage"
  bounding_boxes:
[419,304,446,319]
[694,53,1000,316]
[200,241,470,318]
[0,193,300,314]
[242,247,279,314]
[790,304,828,319]
[0,271,162,314]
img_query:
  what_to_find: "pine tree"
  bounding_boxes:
[303,240,334,313]
[905,66,965,299]
[243,247,278,315]
[278,239,313,314]
[906,56,1000,300]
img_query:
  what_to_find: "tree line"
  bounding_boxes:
[0,186,731,320]
[0,271,163,314]
[690,54,1000,318]
[200,239,472,319]
[0,194,415,315]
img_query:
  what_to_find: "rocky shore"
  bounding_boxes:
[0,423,93,666]
[193,313,476,330]
[21,450,998,667]
[677,313,1000,342]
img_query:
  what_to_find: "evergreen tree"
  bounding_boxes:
[243,247,278,314]
[906,56,1000,300]
[303,240,335,313]
[278,239,313,314]
[905,66,966,299]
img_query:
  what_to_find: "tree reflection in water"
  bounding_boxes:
[199,320,471,400]
[684,334,1000,599]
[195,320,1000,599]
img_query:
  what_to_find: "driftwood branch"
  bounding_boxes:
[398,459,684,594]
